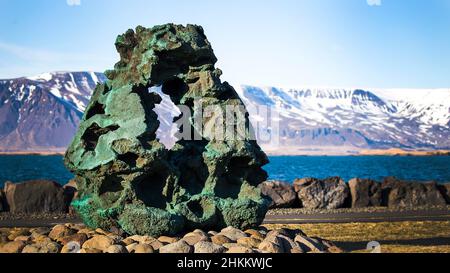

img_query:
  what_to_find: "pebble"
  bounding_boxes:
[127,235,155,245]
[208,231,218,236]
[30,227,50,236]
[237,237,262,248]
[158,236,178,244]
[125,242,139,253]
[226,246,255,253]
[150,240,165,251]
[134,244,155,253]
[59,233,88,246]
[8,228,30,241]
[294,235,325,253]
[244,229,263,238]
[106,245,128,253]
[48,225,76,240]
[0,224,341,254]
[258,241,283,253]
[14,235,31,242]
[79,248,102,254]
[194,241,226,253]
[218,226,248,241]
[183,233,210,245]
[22,244,40,253]
[159,240,193,253]
[211,234,233,245]
[82,235,114,251]
[61,243,81,253]
[122,237,136,246]
[0,241,26,253]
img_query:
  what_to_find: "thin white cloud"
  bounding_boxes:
[0,41,111,78]
[0,42,66,62]
[67,0,81,6]
[0,41,92,62]
[367,0,382,6]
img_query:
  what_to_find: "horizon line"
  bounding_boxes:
[1,70,450,91]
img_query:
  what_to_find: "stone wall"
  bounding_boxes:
[261,177,449,209]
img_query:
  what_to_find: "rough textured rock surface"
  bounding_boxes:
[64,24,269,237]
[293,177,349,209]
[348,178,382,208]
[381,177,446,208]
[63,179,78,201]
[259,181,297,208]
[438,184,450,204]
[4,180,69,214]
[0,190,5,212]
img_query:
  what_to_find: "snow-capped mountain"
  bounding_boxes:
[236,85,450,154]
[0,71,449,154]
[0,72,105,152]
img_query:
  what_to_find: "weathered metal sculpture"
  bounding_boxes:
[64,24,269,236]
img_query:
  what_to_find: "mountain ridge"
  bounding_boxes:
[236,85,450,154]
[0,72,449,154]
[0,72,105,152]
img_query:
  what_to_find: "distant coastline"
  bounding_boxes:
[358,148,450,156]
[263,146,450,156]
[1,148,448,157]
[0,151,65,156]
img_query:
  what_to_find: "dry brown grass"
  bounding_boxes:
[264,221,450,253]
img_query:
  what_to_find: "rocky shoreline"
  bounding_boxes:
[259,177,450,210]
[1,178,448,254]
[1,177,449,216]
[0,224,343,253]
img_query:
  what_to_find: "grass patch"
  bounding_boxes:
[264,221,450,253]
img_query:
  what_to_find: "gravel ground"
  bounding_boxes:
[2,205,449,222]
[0,212,79,221]
[266,205,450,216]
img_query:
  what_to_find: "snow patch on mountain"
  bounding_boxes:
[0,72,106,152]
[236,85,450,151]
[0,71,449,153]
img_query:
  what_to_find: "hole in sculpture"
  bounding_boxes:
[149,86,182,150]
[98,175,124,206]
[214,177,241,199]
[170,143,209,196]
[214,157,252,199]
[186,198,215,219]
[85,102,105,120]
[177,158,207,196]
[82,123,119,151]
[117,152,139,168]
[187,200,204,218]
[134,168,170,209]
[161,77,188,104]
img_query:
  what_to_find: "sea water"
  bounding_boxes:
[0,155,449,187]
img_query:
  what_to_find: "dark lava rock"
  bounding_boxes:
[348,178,382,208]
[64,24,269,237]
[63,179,79,214]
[293,177,316,193]
[293,177,349,209]
[381,177,446,208]
[438,184,450,204]
[259,181,297,209]
[63,179,78,202]
[0,190,5,212]
[4,180,69,214]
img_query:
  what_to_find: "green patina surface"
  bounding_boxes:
[64,23,269,237]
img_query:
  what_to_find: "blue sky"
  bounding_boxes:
[1,0,450,88]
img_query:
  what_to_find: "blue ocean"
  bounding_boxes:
[0,155,449,188]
